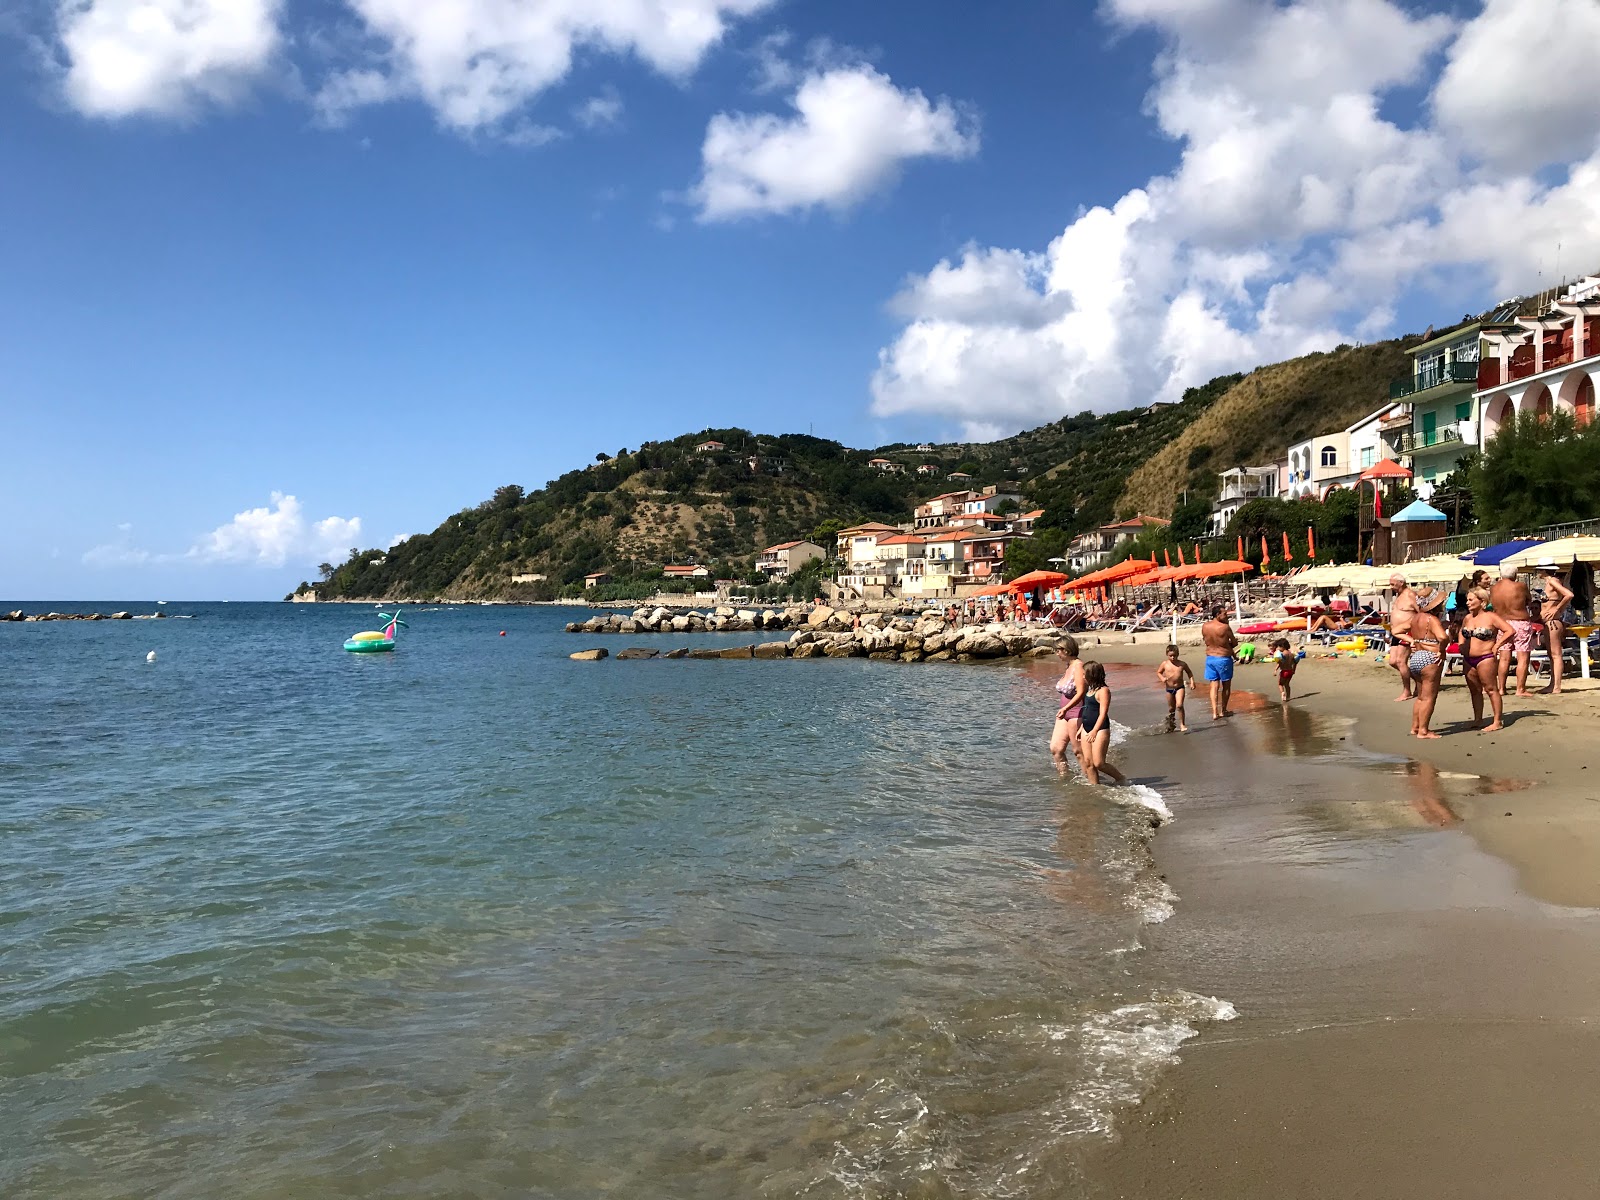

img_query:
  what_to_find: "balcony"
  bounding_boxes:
[1218,484,1273,503]
[1389,360,1479,399]
[1387,422,1475,454]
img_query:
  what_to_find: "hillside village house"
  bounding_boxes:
[916,463,939,475]
[914,490,976,528]
[1066,515,1170,573]
[915,443,936,453]
[662,564,711,580]
[1011,509,1045,536]
[963,485,1024,514]
[947,471,974,483]
[835,522,902,568]
[756,539,825,578]
[1384,323,1484,494]
[583,571,612,588]
[1209,465,1280,536]
[1477,276,1599,443]
[868,458,905,473]
[695,439,725,453]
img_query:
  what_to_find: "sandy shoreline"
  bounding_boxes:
[1063,643,1600,1197]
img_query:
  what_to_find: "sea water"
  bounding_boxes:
[0,603,1225,1198]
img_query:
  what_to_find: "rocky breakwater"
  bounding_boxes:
[2,610,160,622]
[566,604,818,636]
[567,608,1069,665]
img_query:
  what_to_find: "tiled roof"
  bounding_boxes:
[876,533,925,546]
[763,540,804,552]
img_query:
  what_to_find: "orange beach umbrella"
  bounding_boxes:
[1005,569,1068,592]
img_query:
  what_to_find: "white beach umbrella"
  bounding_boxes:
[1498,536,1600,571]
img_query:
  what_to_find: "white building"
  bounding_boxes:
[1477,277,1600,443]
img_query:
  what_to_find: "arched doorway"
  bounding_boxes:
[1558,370,1594,427]
[1577,377,1596,428]
[1484,395,1515,439]
[1528,384,1554,422]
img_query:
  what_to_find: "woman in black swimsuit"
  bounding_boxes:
[1460,587,1513,731]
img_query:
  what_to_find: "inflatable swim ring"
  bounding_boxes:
[344,610,407,653]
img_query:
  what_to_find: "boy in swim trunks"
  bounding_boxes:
[1269,637,1297,702]
[1155,643,1195,733]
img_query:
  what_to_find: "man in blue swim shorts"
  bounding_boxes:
[1201,605,1239,719]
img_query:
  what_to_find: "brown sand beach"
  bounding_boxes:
[1055,644,1600,1199]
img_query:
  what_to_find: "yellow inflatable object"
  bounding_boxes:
[1334,636,1369,652]
[351,630,388,642]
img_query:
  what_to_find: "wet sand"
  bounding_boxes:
[1068,648,1600,1198]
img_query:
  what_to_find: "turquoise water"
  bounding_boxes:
[1,603,1218,1198]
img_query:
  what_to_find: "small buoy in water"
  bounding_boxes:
[146,651,157,663]
[499,631,506,637]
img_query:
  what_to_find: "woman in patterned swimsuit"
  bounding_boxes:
[1050,635,1088,776]
[1460,588,1513,732]
[1408,589,1450,739]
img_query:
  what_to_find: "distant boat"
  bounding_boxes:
[157,600,167,605]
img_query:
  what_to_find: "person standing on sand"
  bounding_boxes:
[1049,636,1088,777]
[1407,589,1449,739]
[1492,564,1537,697]
[1201,605,1238,719]
[1077,661,1127,786]
[1387,574,1419,702]
[1460,588,1513,731]
[1538,567,1575,695]
[1269,638,1297,702]
[1155,644,1195,733]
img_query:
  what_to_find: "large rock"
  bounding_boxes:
[716,605,736,618]
[618,620,639,634]
[753,641,791,659]
[823,641,866,658]
[925,650,953,662]
[3,610,24,621]
[651,607,671,625]
[806,605,836,629]
[664,648,689,659]
[616,648,659,660]
[963,632,1008,658]
[792,641,823,658]
[868,649,898,660]
[788,629,815,647]
[687,648,723,659]
[923,632,949,655]
[670,615,691,632]
[569,648,608,661]
[565,622,581,633]
[900,649,925,662]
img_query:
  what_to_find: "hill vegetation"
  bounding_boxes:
[1116,339,1415,518]
[303,333,1445,601]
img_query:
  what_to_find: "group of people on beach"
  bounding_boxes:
[1385,563,1575,738]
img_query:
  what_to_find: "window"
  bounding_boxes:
[1320,446,1337,467]
[1455,401,1473,422]
[1360,447,1376,468]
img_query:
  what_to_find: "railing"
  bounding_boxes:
[1389,360,1479,399]
[1218,486,1273,503]
[1389,425,1466,453]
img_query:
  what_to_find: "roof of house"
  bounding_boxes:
[1020,509,1045,519]
[662,565,707,575]
[584,570,611,578]
[948,471,973,477]
[762,540,811,553]
[876,533,925,546]
[697,439,724,446]
[925,528,980,542]
[1100,514,1170,531]
[839,522,901,535]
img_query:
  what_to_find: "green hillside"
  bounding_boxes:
[303,336,1435,602]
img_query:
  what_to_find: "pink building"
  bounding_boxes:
[1477,276,1600,438]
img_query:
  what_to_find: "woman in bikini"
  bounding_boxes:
[1407,589,1449,739]
[1050,635,1088,776]
[1460,587,1513,731]
[1077,661,1127,786]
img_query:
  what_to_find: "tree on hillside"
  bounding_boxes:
[1168,498,1213,542]
[1471,411,1600,530]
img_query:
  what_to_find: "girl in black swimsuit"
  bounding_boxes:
[1077,661,1127,786]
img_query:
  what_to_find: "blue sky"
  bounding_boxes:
[3,0,1597,599]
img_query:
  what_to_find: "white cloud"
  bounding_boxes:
[186,493,360,566]
[692,64,978,221]
[84,493,364,569]
[871,0,1600,436]
[387,532,412,548]
[320,0,772,132]
[57,0,281,118]
[573,85,622,130]
[1433,0,1600,174]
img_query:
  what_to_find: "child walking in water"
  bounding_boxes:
[1077,661,1127,786]
[1270,638,1297,702]
[1154,644,1194,732]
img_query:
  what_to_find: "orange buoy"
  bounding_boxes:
[499,631,506,636]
